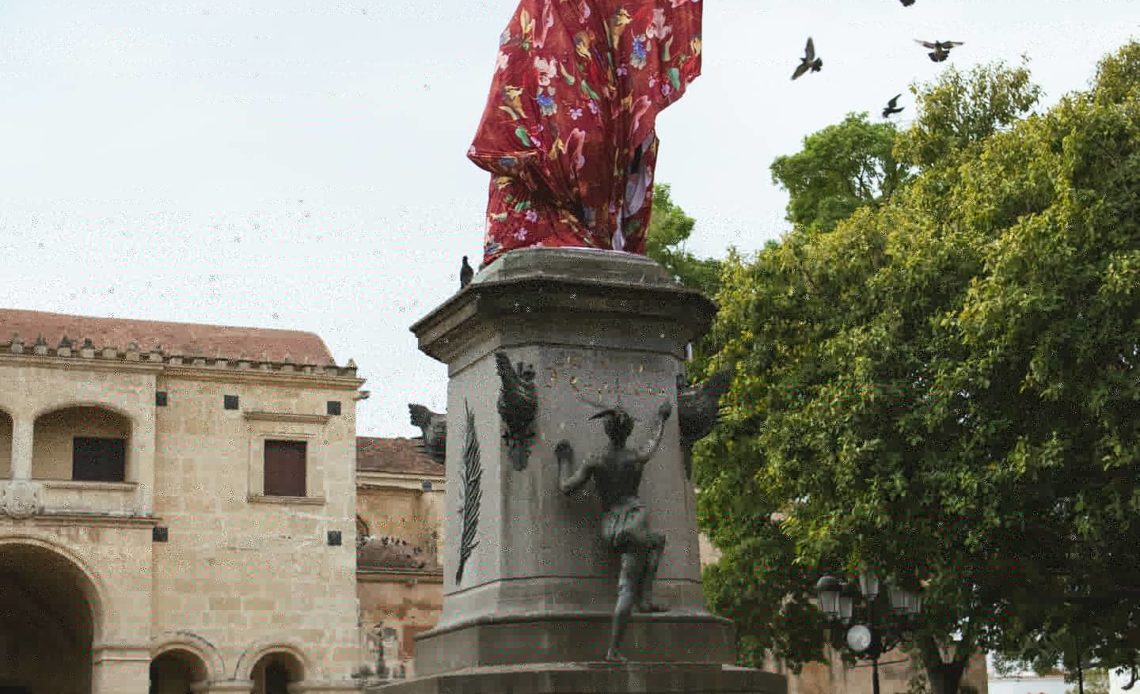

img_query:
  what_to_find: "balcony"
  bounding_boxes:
[0,405,145,520]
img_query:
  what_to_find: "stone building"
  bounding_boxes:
[0,309,364,694]
[353,438,444,683]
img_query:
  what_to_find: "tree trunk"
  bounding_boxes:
[918,635,969,694]
[926,659,967,694]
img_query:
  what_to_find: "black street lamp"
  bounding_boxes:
[816,570,923,694]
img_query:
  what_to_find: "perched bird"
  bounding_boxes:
[900,0,915,6]
[677,370,733,480]
[460,256,474,288]
[916,39,964,63]
[792,37,822,80]
[408,404,447,465]
[882,94,904,119]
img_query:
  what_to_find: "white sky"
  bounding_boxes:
[0,1,1135,436]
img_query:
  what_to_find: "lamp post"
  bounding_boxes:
[816,570,923,694]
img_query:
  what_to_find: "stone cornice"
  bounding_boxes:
[357,567,444,584]
[411,249,716,365]
[24,512,158,528]
[357,469,446,491]
[0,353,163,375]
[160,366,364,390]
[0,341,363,388]
[244,411,332,424]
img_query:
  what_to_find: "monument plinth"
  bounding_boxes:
[373,248,785,694]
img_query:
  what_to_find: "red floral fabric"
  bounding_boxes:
[469,0,703,267]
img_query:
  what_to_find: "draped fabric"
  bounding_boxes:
[469,0,703,267]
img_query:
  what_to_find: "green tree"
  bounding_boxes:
[645,183,724,372]
[699,44,1140,694]
[645,183,722,298]
[770,113,908,233]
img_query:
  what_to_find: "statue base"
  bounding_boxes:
[367,662,785,694]
[413,612,736,675]
[403,248,785,694]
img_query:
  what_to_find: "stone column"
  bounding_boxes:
[9,415,33,480]
[92,644,151,694]
[408,248,734,673]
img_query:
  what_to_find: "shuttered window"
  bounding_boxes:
[72,437,126,482]
[264,440,306,497]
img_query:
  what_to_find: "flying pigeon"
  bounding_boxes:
[900,0,915,6]
[916,39,964,63]
[882,94,904,118]
[460,255,474,288]
[792,37,823,80]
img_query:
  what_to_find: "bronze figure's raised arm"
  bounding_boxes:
[554,399,673,663]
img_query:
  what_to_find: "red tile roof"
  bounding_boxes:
[357,437,443,476]
[0,308,334,364]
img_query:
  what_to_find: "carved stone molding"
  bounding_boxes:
[0,480,44,519]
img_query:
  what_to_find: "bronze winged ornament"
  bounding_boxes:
[494,351,538,471]
[677,370,732,480]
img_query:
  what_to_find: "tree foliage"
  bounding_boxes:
[770,113,908,233]
[645,183,723,372]
[646,183,722,298]
[699,43,1140,694]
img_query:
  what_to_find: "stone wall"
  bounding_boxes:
[356,469,446,682]
[0,343,366,692]
[357,481,444,559]
[773,650,989,694]
[357,571,443,680]
[151,371,363,685]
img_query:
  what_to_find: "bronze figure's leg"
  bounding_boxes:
[606,551,644,663]
[636,532,667,613]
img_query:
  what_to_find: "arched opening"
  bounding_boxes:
[32,406,131,482]
[149,648,208,694]
[356,515,370,550]
[250,651,304,694]
[0,543,99,694]
[0,410,12,479]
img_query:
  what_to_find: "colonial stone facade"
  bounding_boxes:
[353,438,444,684]
[0,309,364,694]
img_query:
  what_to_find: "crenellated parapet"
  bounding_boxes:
[2,332,360,380]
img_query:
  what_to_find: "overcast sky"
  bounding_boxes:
[0,1,1135,436]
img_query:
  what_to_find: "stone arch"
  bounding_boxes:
[0,537,107,693]
[31,403,133,482]
[29,399,137,425]
[235,641,312,682]
[0,534,107,641]
[151,631,225,682]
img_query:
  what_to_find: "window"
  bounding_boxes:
[326,400,341,416]
[224,395,239,410]
[73,437,126,482]
[264,440,306,497]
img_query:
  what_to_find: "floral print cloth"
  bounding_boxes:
[469,0,703,266]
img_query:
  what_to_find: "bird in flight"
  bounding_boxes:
[792,37,823,80]
[882,94,904,119]
[916,39,964,62]
[900,0,916,6]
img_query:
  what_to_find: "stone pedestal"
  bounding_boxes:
[384,248,783,694]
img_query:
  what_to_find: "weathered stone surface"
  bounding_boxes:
[413,614,736,675]
[405,248,750,685]
[368,662,787,694]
